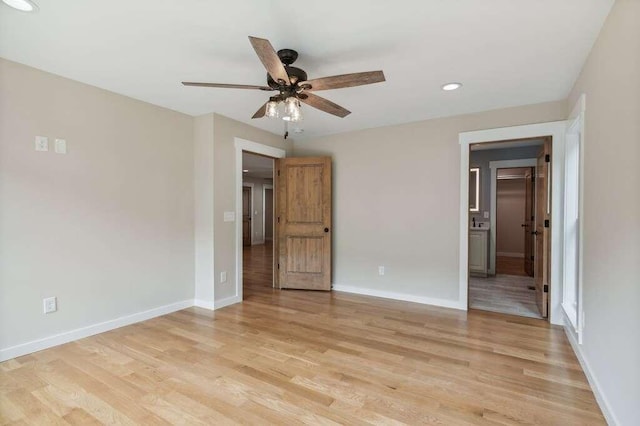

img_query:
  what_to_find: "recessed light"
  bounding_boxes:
[2,0,38,12]
[243,169,249,173]
[442,82,462,91]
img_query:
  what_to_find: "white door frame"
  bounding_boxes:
[459,121,566,325]
[262,183,274,244]
[234,138,286,302]
[488,158,537,275]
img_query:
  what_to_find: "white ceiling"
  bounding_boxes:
[0,0,613,139]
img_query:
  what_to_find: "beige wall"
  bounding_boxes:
[496,179,526,256]
[194,114,214,303]
[293,100,566,302]
[212,114,291,302]
[0,59,195,352]
[567,0,640,423]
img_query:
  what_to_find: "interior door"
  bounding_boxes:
[534,140,551,318]
[264,188,273,241]
[275,157,332,290]
[523,167,535,277]
[242,186,251,247]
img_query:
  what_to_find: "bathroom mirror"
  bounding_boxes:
[469,167,480,212]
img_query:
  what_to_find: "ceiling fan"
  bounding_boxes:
[182,36,386,123]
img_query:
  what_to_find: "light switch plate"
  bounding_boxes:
[43,297,57,314]
[35,136,49,152]
[223,211,235,222]
[483,211,489,219]
[220,271,227,283]
[54,139,67,154]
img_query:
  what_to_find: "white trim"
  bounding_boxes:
[214,295,243,310]
[496,252,524,258]
[489,158,537,274]
[262,183,274,245]
[459,121,566,324]
[242,182,255,244]
[0,299,193,362]
[564,319,619,426]
[563,94,586,343]
[234,138,285,303]
[194,298,215,310]
[333,285,466,310]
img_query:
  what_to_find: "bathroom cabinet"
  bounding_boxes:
[469,229,488,277]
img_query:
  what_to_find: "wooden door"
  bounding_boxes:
[523,167,535,277]
[264,188,273,241]
[534,141,551,318]
[242,186,251,247]
[276,157,331,290]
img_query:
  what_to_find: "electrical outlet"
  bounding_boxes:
[220,271,227,283]
[43,297,57,314]
[35,136,49,152]
[378,266,385,276]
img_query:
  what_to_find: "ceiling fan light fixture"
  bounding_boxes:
[2,0,38,12]
[442,82,463,91]
[282,97,302,122]
[265,98,279,118]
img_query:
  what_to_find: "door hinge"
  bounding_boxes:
[277,216,280,223]
[277,263,280,269]
[543,284,549,293]
[545,154,550,163]
[544,219,549,228]
[277,170,280,177]
[530,255,534,261]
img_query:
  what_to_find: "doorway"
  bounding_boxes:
[467,138,552,319]
[242,151,276,295]
[495,167,534,277]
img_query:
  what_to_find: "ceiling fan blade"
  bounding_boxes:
[299,92,351,118]
[248,36,291,86]
[182,82,274,91]
[300,71,385,91]
[252,102,267,119]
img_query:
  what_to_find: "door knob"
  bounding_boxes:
[324,228,329,233]
[532,230,539,235]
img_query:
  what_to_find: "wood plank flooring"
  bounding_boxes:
[469,274,542,319]
[496,256,529,277]
[0,243,604,424]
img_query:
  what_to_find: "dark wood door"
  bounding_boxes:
[524,167,535,277]
[264,188,273,241]
[275,157,331,291]
[534,141,551,318]
[242,186,251,247]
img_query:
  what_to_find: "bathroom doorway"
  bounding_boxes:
[467,137,552,319]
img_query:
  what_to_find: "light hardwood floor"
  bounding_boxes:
[0,243,604,424]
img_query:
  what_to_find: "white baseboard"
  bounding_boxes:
[0,299,193,362]
[564,321,619,426]
[193,298,215,310]
[214,295,242,309]
[496,252,525,258]
[332,284,466,311]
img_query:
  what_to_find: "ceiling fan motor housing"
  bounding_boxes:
[267,48,307,90]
